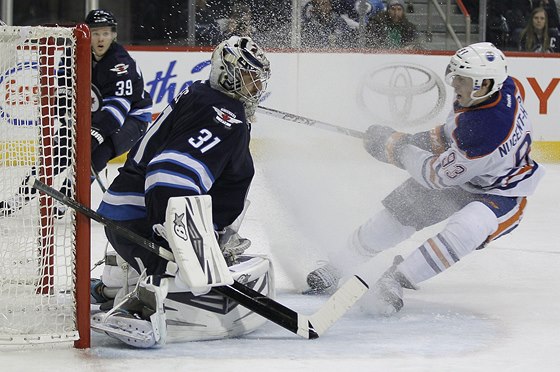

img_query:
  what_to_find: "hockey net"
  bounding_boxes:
[0,25,90,347]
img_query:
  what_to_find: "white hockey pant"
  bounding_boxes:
[398,201,499,286]
[331,208,416,275]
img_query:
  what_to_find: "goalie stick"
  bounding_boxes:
[257,106,365,139]
[30,177,369,339]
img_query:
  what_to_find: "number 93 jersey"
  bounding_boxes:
[97,80,253,231]
[408,76,544,197]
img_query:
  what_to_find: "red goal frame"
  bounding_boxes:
[71,23,92,349]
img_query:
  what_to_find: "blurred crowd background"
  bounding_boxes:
[2,0,560,52]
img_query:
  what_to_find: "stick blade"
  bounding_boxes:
[306,275,369,337]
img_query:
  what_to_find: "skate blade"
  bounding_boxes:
[92,315,156,348]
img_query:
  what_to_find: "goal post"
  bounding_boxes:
[0,24,91,348]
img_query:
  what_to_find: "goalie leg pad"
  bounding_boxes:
[164,255,274,343]
[164,195,233,290]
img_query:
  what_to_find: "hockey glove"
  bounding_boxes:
[363,125,410,169]
[91,128,105,153]
[218,227,251,265]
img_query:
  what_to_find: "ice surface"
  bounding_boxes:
[2,116,559,371]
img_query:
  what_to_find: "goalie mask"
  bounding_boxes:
[445,42,507,102]
[209,36,271,118]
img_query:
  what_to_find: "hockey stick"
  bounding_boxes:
[30,177,369,339]
[91,166,108,193]
[257,106,365,139]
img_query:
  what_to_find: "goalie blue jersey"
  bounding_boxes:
[97,80,254,230]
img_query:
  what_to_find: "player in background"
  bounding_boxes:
[306,42,544,315]
[0,9,153,217]
[91,35,271,348]
[84,9,153,174]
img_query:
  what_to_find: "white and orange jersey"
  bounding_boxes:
[402,76,544,197]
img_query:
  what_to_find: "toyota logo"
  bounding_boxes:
[358,63,446,128]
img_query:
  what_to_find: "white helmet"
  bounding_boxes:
[209,36,270,115]
[445,42,507,101]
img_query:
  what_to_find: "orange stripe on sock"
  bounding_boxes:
[428,238,451,268]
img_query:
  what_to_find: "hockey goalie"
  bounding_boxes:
[91,196,275,348]
[91,35,274,347]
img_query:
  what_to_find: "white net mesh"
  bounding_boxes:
[0,26,80,345]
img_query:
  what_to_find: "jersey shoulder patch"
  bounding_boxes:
[109,63,130,75]
[212,106,243,128]
[104,43,135,77]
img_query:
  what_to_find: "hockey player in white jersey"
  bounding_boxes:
[306,42,545,314]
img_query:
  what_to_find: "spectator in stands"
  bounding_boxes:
[364,0,422,50]
[337,0,385,30]
[518,7,560,52]
[502,0,560,49]
[301,0,356,48]
[537,0,560,29]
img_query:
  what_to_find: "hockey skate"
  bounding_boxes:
[304,263,341,295]
[365,255,417,315]
[91,274,169,348]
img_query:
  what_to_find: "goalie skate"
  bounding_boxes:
[91,312,156,348]
[91,275,169,348]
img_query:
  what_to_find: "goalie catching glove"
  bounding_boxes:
[363,125,411,169]
[218,227,251,265]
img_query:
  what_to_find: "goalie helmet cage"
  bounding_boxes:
[0,24,91,348]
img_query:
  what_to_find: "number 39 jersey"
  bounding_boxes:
[91,42,153,137]
[97,80,253,230]
[407,76,544,197]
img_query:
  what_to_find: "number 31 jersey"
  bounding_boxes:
[97,80,253,230]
